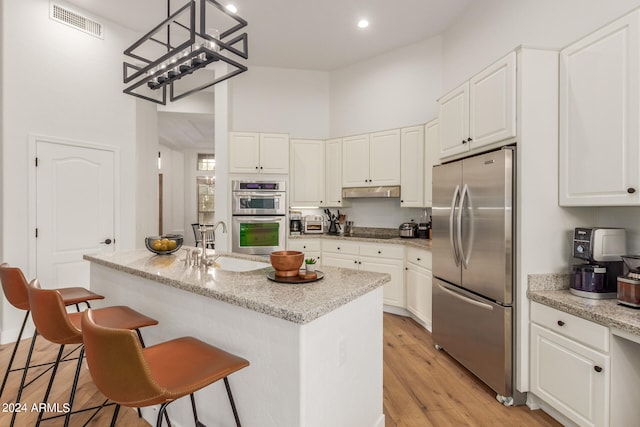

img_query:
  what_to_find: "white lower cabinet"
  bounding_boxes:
[322,241,405,307]
[287,239,322,266]
[530,302,609,427]
[405,247,432,330]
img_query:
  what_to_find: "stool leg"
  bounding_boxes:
[0,310,30,398]
[189,393,199,425]
[156,402,172,427]
[10,330,38,427]
[110,404,120,427]
[35,344,65,427]
[224,377,242,427]
[62,346,85,427]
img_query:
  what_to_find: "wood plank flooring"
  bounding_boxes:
[0,314,560,426]
[383,313,560,427]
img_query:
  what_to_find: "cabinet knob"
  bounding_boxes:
[405,267,408,271]
[338,200,341,204]
[337,247,341,250]
[354,260,358,264]
[417,258,421,261]
[401,200,404,203]
[462,140,467,144]
[594,366,603,373]
[467,137,473,142]
[303,246,306,249]
[358,261,362,265]
[378,250,382,254]
[260,166,263,169]
[255,166,259,169]
[320,201,323,203]
[628,188,636,194]
[557,320,565,327]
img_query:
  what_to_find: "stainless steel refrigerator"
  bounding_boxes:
[432,147,522,405]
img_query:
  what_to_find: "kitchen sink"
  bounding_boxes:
[213,257,270,272]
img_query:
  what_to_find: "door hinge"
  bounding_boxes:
[35,228,38,238]
[35,157,38,167]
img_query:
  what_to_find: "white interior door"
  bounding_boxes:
[36,140,115,289]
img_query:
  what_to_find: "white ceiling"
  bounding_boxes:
[64,0,474,149]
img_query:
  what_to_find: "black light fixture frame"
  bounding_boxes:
[123,0,248,105]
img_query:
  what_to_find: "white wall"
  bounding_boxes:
[230,66,330,138]
[330,36,443,137]
[442,0,640,92]
[0,0,155,341]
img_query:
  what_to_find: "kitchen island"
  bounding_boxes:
[84,248,389,427]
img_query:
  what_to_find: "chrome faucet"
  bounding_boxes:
[198,221,227,267]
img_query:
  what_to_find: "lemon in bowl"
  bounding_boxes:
[145,234,183,255]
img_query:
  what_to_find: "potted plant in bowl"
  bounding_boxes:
[304,258,317,273]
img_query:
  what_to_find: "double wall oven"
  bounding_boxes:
[231,180,286,255]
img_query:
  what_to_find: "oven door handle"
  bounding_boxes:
[234,216,284,222]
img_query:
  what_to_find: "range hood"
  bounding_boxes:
[342,186,401,199]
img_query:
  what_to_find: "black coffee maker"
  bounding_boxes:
[570,227,626,299]
[289,211,302,235]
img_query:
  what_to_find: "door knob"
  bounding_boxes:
[100,238,113,245]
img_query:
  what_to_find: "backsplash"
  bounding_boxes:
[295,199,430,229]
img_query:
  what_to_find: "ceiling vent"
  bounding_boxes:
[50,3,104,39]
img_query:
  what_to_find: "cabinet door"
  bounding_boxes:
[400,126,424,207]
[469,52,516,149]
[530,323,609,427]
[360,257,405,308]
[259,133,289,174]
[342,134,370,187]
[229,132,260,173]
[369,129,401,186]
[290,139,324,207]
[559,11,640,205]
[439,81,470,159]
[406,264,432,331]
[424,119,439,207]
[322,253,358,269]
[325,138,345,207]
[288,239,322,265]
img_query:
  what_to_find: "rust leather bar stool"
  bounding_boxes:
[0,263,105,399]
[21,279,159,427]
[81,308,250,427]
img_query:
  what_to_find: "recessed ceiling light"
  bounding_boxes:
[357,19,369,29]
[226,4,238,13]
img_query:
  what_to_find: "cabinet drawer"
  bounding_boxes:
[359,243,404,260]
[288,239,321,252]
[531,302,609,352]
[322,240,359,255]
[406,247,432,269]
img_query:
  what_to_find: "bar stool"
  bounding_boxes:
[22,279,158,427]
[0,263,104,399]
[81,308,250,427]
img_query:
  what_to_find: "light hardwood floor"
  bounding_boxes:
[383,313,560,427]
[0,314,560,426]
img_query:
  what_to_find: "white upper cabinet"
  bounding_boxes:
[439,52,516,160]
[342,134,370,187]
[400,125,425,207]
[289,139,324,207]
[343,130,401,187]
[229,132,289,174]
[424,119,439,207]
[325,138,348,207]
[559,10,640,206]
[439,82,470,159]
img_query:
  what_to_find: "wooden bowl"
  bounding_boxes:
[270,251,304,277]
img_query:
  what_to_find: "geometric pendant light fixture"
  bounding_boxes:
[123,0,248,105]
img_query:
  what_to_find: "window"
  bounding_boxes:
[197,153,215,171]
[197,176,215,224]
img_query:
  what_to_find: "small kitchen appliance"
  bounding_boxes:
[617,255,640,308]
[289,211,302,235]
[570,227,626,299]
[303,215,324,234]
[399,221,418,238]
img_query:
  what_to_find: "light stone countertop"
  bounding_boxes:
[289,233,432,250]
[84,248,390,325]
[528,273,640,337]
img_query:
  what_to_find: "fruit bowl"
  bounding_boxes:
[145,234,184,255]
[270,250,304,277]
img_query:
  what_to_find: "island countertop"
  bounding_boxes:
[84,248,390,325]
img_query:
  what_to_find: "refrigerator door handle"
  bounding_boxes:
[437,282,494,311]
[457,184,473,268]
[449,185,461,266]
